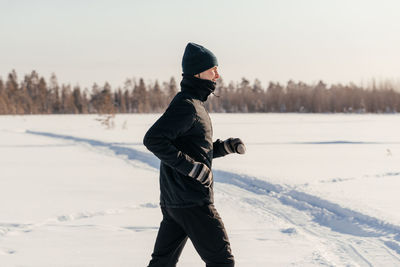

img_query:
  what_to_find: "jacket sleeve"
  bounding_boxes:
[143,100,197,176]
[212,139,229,158]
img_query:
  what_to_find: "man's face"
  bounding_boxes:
[197,66,220,82]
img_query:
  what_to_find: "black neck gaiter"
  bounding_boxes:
[180,74,216,102]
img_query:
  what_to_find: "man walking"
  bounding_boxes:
[143,42,246,267]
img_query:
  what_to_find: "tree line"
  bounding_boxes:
[1,70,399,114]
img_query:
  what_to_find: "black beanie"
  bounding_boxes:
[182,42,218,75]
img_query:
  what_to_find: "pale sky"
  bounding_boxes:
[1,0,400,89]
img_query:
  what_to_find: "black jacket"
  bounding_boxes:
[143,75,228,208]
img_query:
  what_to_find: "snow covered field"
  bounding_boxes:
[1,113,400,266]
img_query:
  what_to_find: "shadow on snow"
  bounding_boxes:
[26,130,400,245]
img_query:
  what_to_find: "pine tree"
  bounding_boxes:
[167,77,178,101]
[150,80,164,112]
[133,78,150,113]
[61,84,77,113]
[0,78,8,114]
[72,86,83,114]
[5,70,19,114]
[49,73,61,114]
[97,82,114,114]
[38,77,48,113]
[0,78,9,114]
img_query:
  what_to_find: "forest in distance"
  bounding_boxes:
[1,70,400,115]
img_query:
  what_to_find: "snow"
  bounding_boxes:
[1,113,400,266]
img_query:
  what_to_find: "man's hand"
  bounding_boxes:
[188,162,212,186]
[223,138,246,154]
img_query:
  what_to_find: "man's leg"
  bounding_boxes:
[148,207,188,267]
[167,204,235,267]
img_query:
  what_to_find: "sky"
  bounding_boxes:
[1,0,400,89]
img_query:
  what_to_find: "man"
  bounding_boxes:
[143,42,246,267]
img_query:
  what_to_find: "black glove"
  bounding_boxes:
[188,162,213,186]
[223,138,246,154]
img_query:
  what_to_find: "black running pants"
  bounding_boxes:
[148,204,234,267]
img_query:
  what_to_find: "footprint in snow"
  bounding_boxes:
[122,226,159,232]
[140,203,158,208]
[0,249,16,255]
[280,227,297,235]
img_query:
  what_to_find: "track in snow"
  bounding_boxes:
[26,130,400,266]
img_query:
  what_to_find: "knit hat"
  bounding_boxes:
[182,42,218,75]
